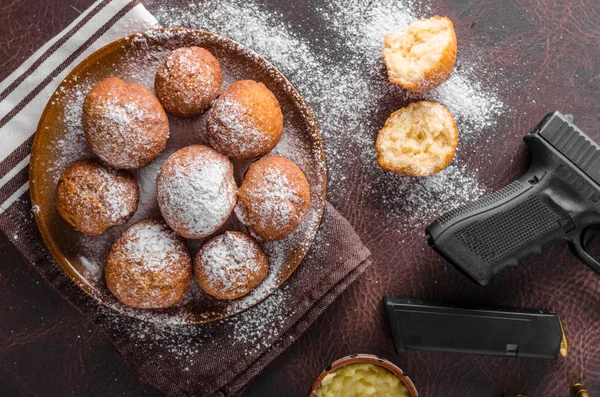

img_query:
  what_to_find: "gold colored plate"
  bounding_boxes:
[30,28,326,324]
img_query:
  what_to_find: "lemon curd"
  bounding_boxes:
[315,363,409,397]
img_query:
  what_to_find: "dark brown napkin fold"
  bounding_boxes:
[1,198,371,396]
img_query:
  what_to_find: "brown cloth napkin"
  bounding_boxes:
[3,198,370,396]
[104,203,371,396]
[0,1,371,395]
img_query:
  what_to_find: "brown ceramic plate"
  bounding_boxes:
[30,28,326,325]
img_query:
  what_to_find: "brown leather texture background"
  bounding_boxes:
[1,0,600,396]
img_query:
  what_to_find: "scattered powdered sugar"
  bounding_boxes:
[49,88,92,181]
[78,255,102,279]
[97,285,293,362]
[39,0,508,342]
[407,66,505,136]
[157,148,237,238]
[224,288,293,355]
[100,307,205,361]
[320,0,416,56]
[374,164,487,228]
[154,0,508,229]
[321,0,504,136]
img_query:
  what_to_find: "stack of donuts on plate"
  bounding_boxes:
[56,46,310,309]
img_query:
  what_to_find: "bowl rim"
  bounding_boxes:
[309,354,418,397]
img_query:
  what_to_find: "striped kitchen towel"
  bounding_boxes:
[0,0,158,217]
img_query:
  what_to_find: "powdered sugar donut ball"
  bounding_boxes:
[105,219,192,309]
[235,156,310,241]
[194,231,269,300]
[157,145,237,239]
[154,47,222,117]
[82,77,169,169]
[56,160,139,236]
[206,80,283,159]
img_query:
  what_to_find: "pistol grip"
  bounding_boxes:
[426,176,566,285]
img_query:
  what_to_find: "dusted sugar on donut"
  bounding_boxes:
[235,156,310,241]
[383,16,457,92]
[105,219,192,309]
[154,46,222,117]
[82,77,169,169]
[56,160,139,236]
[207,80,283,159]
[156,145,237,239]
[195,231,269,300]
[375,101,458,176]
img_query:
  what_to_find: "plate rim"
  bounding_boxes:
[29,27,327,325]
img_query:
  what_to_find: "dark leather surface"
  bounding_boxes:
[2,0,600,396]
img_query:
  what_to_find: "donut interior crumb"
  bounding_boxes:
[383,16,456,91]
[375,101,457,176]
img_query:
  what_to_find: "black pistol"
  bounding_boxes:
[426,111,600,285]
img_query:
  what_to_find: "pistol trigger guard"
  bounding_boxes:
[581,224,600,247]
[567,229,600,275]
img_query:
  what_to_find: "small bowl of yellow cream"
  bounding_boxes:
[309,354,418,397]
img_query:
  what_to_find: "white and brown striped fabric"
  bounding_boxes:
[0,2,372,396]
[0,0,157,215]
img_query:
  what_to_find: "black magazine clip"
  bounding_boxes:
[383,297,567,360]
